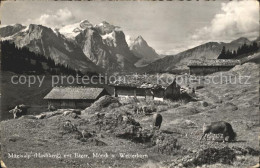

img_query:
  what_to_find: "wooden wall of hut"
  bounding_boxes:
[48,99,94,109]
[114,87,136,97]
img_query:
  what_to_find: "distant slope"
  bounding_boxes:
[240,51,260,64]
[142,42,222,72]
[1,41,87,75]
[142,37,255,72]
[220,37,252,51]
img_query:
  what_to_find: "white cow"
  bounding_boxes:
[9,106,22,119]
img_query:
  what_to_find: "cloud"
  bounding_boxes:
[27,8,76,28]
[157,48,186,55]
[192,1,259,42]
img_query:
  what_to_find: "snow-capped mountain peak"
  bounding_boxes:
[101,31,115,40]
[95,21,121,35]
[58,20,93,39]
[133,35,147,46]
[128,35,160,67]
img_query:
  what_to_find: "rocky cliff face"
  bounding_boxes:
[75,28,121,71]
[73,21,138,71]
[96,22,138,70]
[129,36,160,67]
[1,24,102,73]
[102,30,138,70]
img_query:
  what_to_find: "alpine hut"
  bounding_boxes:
[187,59,241,75]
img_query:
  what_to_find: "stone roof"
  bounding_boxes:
[188,59,241,67]
[44,87,105,100]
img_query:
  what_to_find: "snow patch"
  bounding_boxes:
[101,32,114,40]
[21,26,29,32]
[1,36,14,41]
[59,20,92,39]
[125,35,135,47]
[59,23,81,39]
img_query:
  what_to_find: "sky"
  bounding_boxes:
[1,1,259,55]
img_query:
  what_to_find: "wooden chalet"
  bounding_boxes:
[110,75,181,101]
[44,86,109,109]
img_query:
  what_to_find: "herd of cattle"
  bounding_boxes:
[9,105,236,142]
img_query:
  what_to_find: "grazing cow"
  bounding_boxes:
[153,113,163,130]
[9,106,22,119]
[200,121,236,142]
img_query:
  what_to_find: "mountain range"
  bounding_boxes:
[0,21,258,74]
[0,21,160,73]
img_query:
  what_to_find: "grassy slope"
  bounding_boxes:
[137,63,259,167]
[0,63,259,168]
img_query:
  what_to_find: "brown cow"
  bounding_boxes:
[153,113,163,130]
[200,121,236,142]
